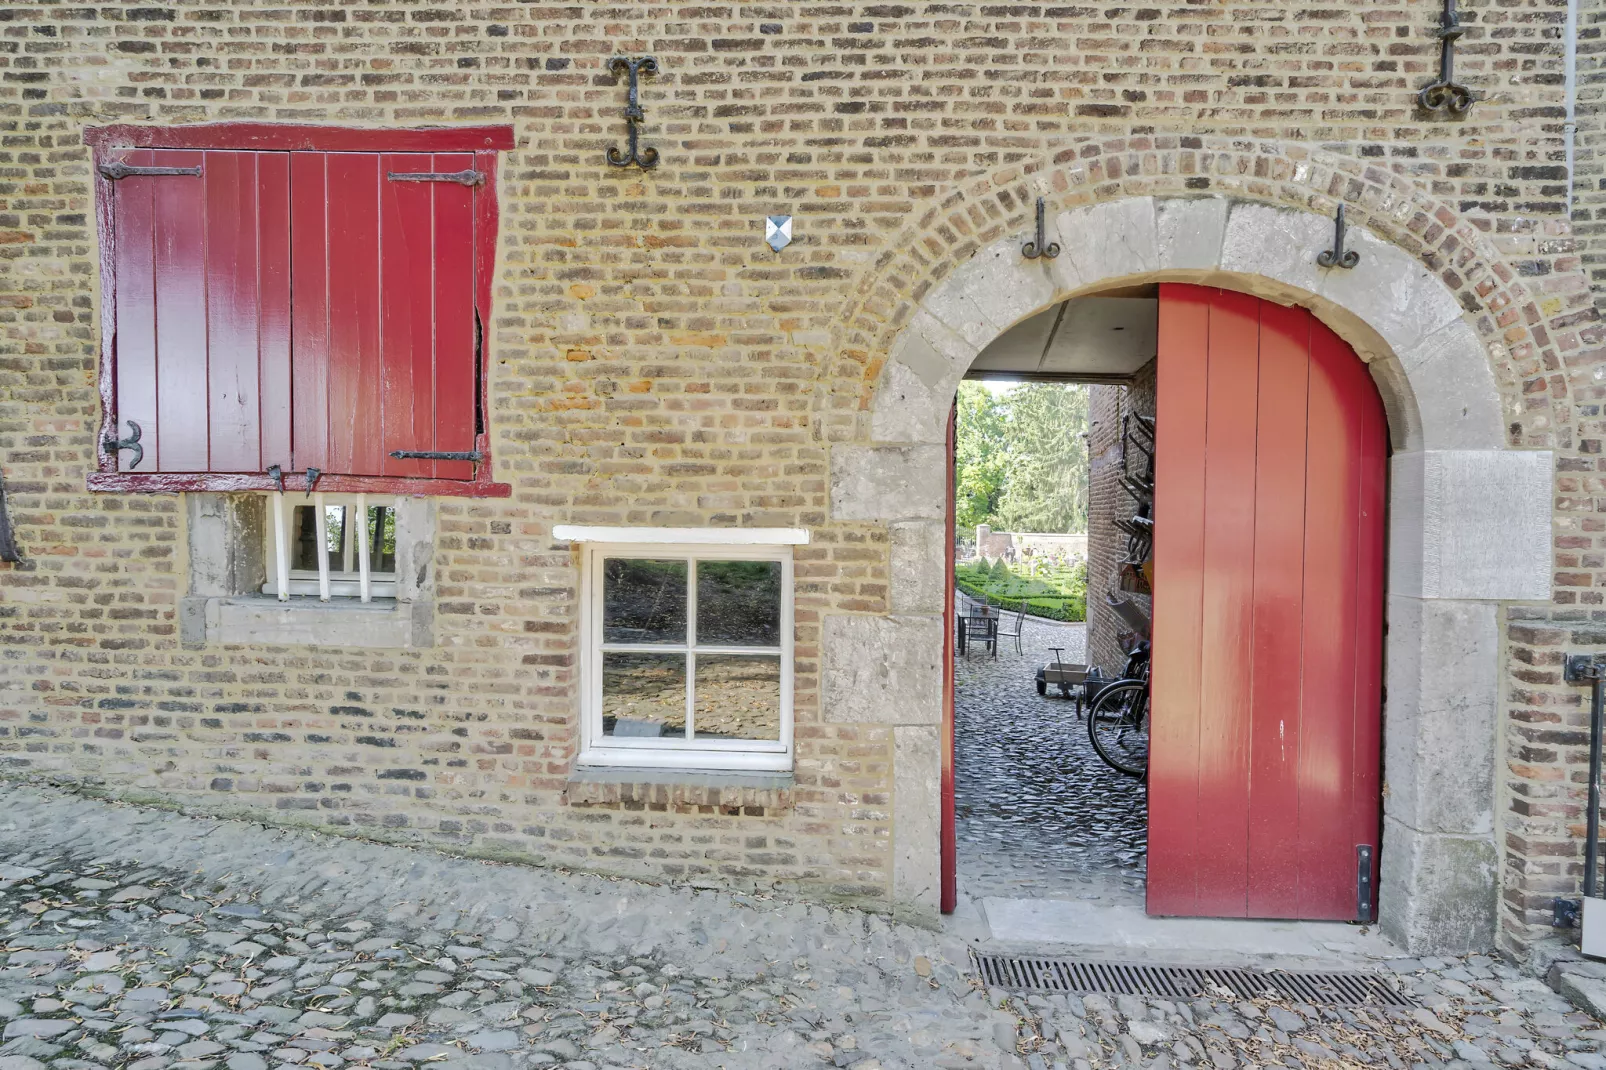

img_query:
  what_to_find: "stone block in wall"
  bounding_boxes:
[891,521,947,615]
[821,615,942,725]
[1380,817,1498,955]
[1388,450,1553,602]
[830,445,947,522]
[1383,596,1497,837]
[893,724,940,924]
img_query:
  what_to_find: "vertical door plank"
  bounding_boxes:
[152,149,210,472]
[942,401,957,915]
[258,153,293,472]
[290,152,331,473]
[112,149,159,472]
[1244,302,1311,918]
[378,153,436,479]
[1193,288,1261,918]
[326,153,385,475]
[1148,284,1212,917]
[1347,327,1389,921]
[204,151,262,472]
[431,152,478,482]
[1296,319,1366,919]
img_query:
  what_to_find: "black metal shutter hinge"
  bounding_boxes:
[98,162,202,181]
[386,169,485,187]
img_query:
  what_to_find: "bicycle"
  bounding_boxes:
[1086,641,1150,779]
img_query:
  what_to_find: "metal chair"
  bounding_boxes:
[957,609,997,656]
[995,605,1027,655]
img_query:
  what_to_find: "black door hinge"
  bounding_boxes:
[1356,844,1375,922]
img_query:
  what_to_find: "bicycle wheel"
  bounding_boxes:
[1087,680,1149,778]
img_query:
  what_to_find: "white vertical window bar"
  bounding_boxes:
[356,493,371,603]
[313,492,331,602]
[684,558,697,741]
[272,492,290,602]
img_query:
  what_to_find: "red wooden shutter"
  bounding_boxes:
[110,149,293,474]
[289,152,479,481]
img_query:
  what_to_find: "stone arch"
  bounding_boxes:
[825,136,1571,454]
[820,188,1556,956]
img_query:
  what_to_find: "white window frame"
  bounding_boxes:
[262,492,398,602]
[576,539,797,773]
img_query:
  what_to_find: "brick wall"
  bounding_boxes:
[1576,0,1606,313]
[1086,361,1156,678]
[0,0,1596,946]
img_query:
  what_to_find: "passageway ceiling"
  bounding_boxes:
[967,288,1158,382]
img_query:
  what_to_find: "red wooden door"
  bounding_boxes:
[1148,285,1386,921]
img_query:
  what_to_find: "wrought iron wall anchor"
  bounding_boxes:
[267,465,286,493]
[103,419,144,470]
[606,56,659,170]
[1317,205,1360,270]
[1022,197,1060,260]
[1418,0,1474,117]
[305,468,322,497]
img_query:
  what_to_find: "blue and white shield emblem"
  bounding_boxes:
[765,215,793,252]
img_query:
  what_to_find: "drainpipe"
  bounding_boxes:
[1566,0,1580,217]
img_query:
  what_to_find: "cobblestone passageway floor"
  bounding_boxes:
[954,615,1146,905]
[0,784,1604,1069]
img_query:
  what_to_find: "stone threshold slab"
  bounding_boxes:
[975,894,1403,970]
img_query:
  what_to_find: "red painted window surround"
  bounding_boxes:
[86,123,515,499]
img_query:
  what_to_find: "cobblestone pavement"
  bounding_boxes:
[0,783,1604,1069]
[954,616,1146,904]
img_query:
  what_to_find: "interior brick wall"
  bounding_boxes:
[0,0,1596,949]
[1086,361,1156,679]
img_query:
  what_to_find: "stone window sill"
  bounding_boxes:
[565,766,794,814]
[180,595,433,650]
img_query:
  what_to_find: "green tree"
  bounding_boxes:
[954,381,1010,532]
[991,383,1089,533]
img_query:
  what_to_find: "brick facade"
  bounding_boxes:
[1086,362,1155,679]
[0,0,1598,955]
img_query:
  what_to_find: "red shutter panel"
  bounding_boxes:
[109,149,291,474]
[290,152,479,481]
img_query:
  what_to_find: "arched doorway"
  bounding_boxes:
[825,193,1554,953]
[940,283,1388,923]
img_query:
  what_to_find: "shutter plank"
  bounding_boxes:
[258,152,293,473]
[152,148,209,472]
[112,149,159,472]
[431,152,478,482]
[204,151,262,472]
[289,153,331,473]
[379,152,436,480]
[326,153,385,476]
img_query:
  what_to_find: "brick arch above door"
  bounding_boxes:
[818,193,1554,956]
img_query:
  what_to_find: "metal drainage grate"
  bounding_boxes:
[973,954,1413,1007]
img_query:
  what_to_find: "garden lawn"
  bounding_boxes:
[954,558,1087,622]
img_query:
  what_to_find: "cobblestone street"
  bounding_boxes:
[954,616,1146,905]
[2,783,1606,1069]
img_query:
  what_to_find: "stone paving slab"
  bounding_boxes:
[1,782,1604,1070]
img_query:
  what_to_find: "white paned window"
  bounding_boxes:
[578,541,795,772]
[262,493,398,601]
